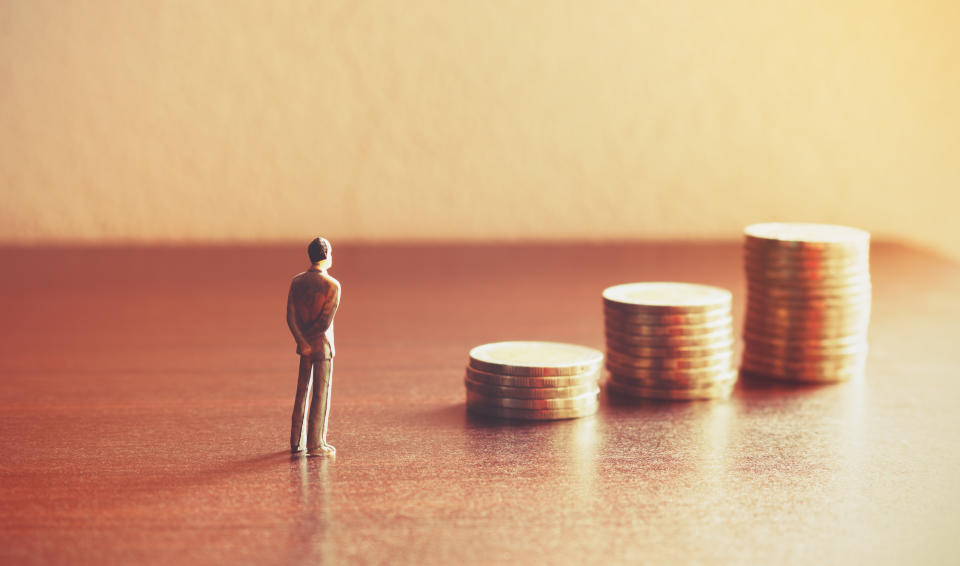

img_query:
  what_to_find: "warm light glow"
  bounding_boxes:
[1,2,957,258]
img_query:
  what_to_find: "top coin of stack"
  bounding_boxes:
[465,341,603,420]
[603,282,736,400]
[741,222,871,383]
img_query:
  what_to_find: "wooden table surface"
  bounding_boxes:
[2,242,959,565]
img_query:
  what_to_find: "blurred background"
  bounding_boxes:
[1,1,957,258]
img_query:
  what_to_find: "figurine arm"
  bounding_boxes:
[286,285,310,352]
[317,284,341,333]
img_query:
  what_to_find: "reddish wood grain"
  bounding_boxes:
[1,243,959,565]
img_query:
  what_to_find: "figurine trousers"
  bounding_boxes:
[291,356,333,452]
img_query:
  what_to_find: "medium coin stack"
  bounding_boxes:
[465,341,603,420]
[603,282,736,400]
[741,222,871,383]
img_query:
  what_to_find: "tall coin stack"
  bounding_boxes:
[603,283,737,400]
[741,222,871,383]
[465,341,603,420]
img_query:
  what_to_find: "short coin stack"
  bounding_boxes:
[741,222,871,383]
[603,282,736,400]
[465,341,603,420]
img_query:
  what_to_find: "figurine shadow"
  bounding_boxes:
[235,450,297,467]
[120,449,320,499]
[193,450,303,483]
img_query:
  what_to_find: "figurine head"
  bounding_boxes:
[308,237,332,268]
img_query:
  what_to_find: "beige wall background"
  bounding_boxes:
[1,1,958,257]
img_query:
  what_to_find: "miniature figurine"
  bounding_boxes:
[287,237,341,456]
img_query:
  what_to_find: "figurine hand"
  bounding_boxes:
[300,344,313,357]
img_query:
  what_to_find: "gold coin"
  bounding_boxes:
[740,365,864,384]
[466,389,599,410]
[746,297,872,320]
[743,341,868,362]
[604,316,733,336]
[745,264,871,280]
[747,289,873,304]
[742,331,867,349]
[604,327,733,347]
[606,379,735,401]
[468,341,603,377]
[743,249,870,269]
[744,223,870,251]
[609,368,737,389]
[745,308,871,326]
[747,296,872,311]
[606,350,733,370]
[466,402,599,421]
[465,367,600,388]
[745,315,871,332]
[741,351,867,373]
[743,351,868,365]
[604,364,734,381]
[602,282,732,313]
[746,315,871,331]
[745,298,872,315]
[604,307,731,326]
[747,283,872,300]
[743,245,869,263]
[744,346,868,362]
[744,260,869,276]
[747,297,872,313]
[742,324,868,341]
[746,313,871,331]
[613,368,737,388]
[745,271,871,289]
[750,281,873,297]
[605,339,734,359]
[464,377,599,399]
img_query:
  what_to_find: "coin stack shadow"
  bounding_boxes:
[603,283,737,401]
[465,341,603,420]
[741,223,871,383]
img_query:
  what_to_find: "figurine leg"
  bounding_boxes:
[307,359,335,456]
[290,355,313,453]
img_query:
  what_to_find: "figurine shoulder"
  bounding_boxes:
[291,271,339,294]
[323,274,341,299]
[289,271,311,287]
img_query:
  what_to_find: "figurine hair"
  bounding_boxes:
[308,238,330,263]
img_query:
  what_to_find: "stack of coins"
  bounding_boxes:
[465,341,603,420]
[741,222,871,383]
[603,282,736,400]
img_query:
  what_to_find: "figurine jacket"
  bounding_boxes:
[286,267,341,359]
